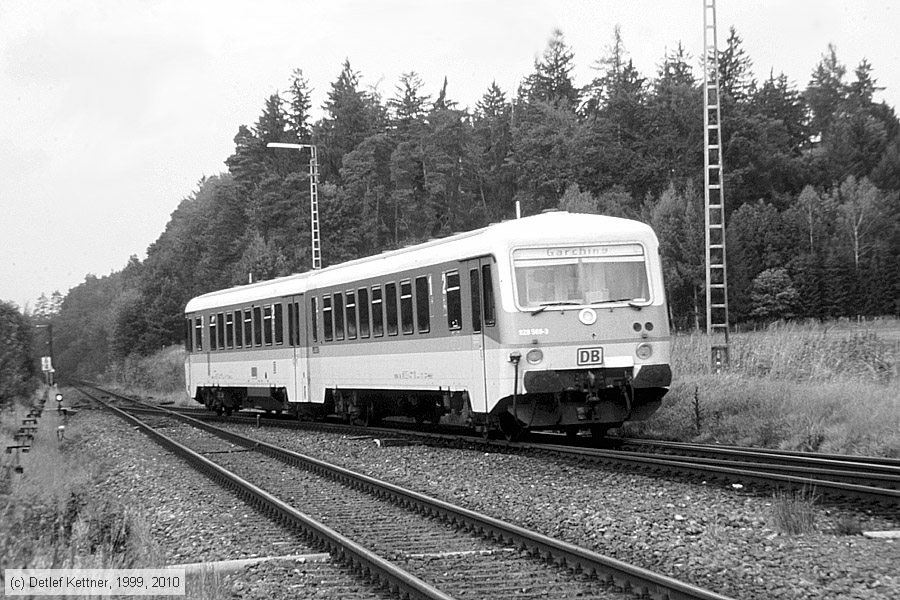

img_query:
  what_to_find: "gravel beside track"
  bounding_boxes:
[217,424,900,600]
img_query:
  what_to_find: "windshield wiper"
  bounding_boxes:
[530,301,579,316]
[590,298,644,310]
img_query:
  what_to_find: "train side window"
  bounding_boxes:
[445,271,461,330]
[209,314,218,350]
[263,305,273,345]
[371,286,384,337]
[234,310,243,348]
[184,318,192,352]
[385,282,399,336]
[243,309,253,347]
[288,302,295,346]
[470,269,482,333]
[323,296,333,342]
[292,302,301,345]
[225,313,234,349]
[253,306,263,346]
[217,313,225,349]
[346,291,357,339]
[274,303,284,345]
[415,276,430,333]
[482,264,496,327]
[311,297,319,343]
[358,287,370,338]
[400,280,413,335]
[194,317,203,351]
[334,293,345,340]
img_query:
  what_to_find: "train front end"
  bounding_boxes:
[488,213,672,437]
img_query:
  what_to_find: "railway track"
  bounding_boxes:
[162,402,900,508]
[78,385,735,600]
[81,382,900,508]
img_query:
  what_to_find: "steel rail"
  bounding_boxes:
[158,401,900,505]
[616,438,900,471]
[523,442,900,506]
[83,389,456,600]
[85,385,736,600]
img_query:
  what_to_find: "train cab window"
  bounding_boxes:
[253,306,263,346]
[371,286,384,337]
[311,297,319,343]
[400,280,414,335]
[274,303,284,345]
[194,317,203,351]
[234,310,243,348]
[385,282,399,336]
[334,293,345,340]
[243,309,253,347]
[323,296,333,342]
[469,269,482,333]
[358,288,370,338]
[346,291,357,339]
[482,265,496,327]
[415,276,430,333]
[225,313,234,349]
[263,305,273,345]
[209,314,218,350]
[445,271,461,330]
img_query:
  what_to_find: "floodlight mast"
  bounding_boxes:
[266,142,322,270]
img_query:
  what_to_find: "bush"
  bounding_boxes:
[624,320,900,456]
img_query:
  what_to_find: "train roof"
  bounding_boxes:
[184,211,657,313]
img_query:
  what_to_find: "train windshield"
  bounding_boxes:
[513,244,650,309]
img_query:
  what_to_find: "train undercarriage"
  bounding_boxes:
[194,364,669,441]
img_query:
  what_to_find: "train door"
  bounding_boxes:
[464,256,494,414]
[288,295,309,403]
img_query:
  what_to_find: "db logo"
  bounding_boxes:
[577,347,603,365]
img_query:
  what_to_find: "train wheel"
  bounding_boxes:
[499,412,523,442]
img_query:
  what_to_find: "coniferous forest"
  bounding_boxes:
[46,28,900,377]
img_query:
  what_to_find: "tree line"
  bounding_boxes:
[37,26,900,378]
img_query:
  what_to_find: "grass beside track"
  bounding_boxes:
[106,318,900,458]
[0,389,159,571]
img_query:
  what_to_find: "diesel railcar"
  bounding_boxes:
[183,211,672,438]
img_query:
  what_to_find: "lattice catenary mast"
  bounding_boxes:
[267,142,322,270]
[703,0,730,370]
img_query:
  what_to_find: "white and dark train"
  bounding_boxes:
[183,211,672,438]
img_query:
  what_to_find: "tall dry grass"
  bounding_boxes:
[626,319,900,457]
[1,397,161,571]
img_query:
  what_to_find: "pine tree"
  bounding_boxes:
[521,29,580,109]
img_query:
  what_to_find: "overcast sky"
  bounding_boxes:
[1,0,898,310]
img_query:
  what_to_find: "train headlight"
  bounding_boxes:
[635,343,653,360]
[526,349,543,364]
